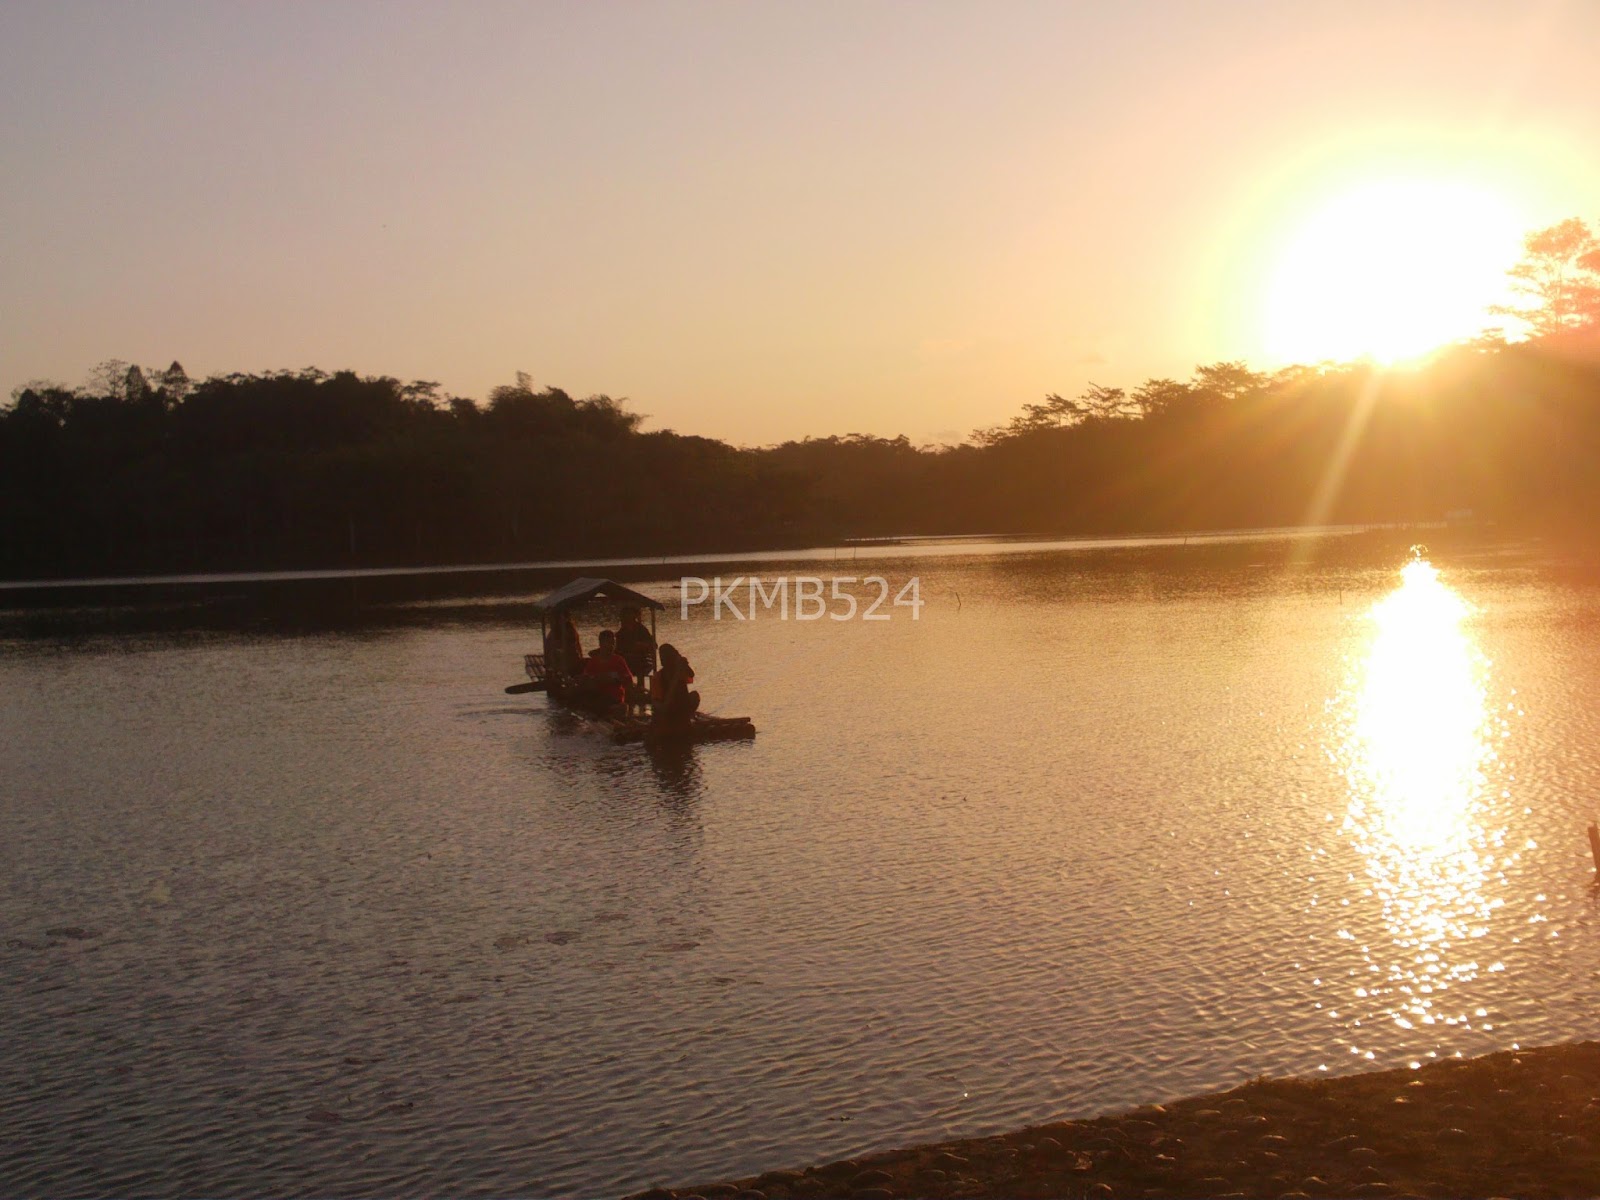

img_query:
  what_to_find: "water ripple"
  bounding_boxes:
[3,558,1600,1195]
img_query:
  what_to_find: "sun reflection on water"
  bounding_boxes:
[1333,558,1513,1045]
[1350,559,1490,851]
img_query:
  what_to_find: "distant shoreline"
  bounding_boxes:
[0,522,1545,638]
[0,521,1432,593]
[648,1039,1600,1200]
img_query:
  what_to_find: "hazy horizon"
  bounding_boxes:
[5,0,1600,444]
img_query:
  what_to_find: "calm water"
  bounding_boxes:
[5,543,1600,1197]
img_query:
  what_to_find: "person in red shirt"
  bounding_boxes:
[579,629,633,714]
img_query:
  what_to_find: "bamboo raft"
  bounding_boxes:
[506,578,757,746]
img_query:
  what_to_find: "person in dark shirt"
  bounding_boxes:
[544,612,582,678]
[650,643,700,734]
[615,605,656,681]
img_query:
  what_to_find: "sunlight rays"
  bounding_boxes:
[1296,369,1384,538]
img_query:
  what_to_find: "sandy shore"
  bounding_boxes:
[629,1041,1600,1199]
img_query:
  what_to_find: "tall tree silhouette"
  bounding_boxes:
[1497,218,1600,338]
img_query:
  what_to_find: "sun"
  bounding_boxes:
[1261,178,1526,365]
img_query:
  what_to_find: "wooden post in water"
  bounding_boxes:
[1587,821,1600,875]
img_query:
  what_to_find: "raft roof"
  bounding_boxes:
[532,576,665,613]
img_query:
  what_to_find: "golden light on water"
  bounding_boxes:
[1334,558,1513,1043]
[1349,559,1490,850]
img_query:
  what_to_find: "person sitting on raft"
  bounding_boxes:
[615,605,657,682]
[578,629,633,716]
[650,643,700,734]
[544,612,582,679]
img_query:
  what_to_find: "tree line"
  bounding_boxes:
[4,220,1599,580]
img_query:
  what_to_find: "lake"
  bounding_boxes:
[5,535,1600,1197]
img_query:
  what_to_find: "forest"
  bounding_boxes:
[3,220,1599,580]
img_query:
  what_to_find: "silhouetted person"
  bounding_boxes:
[651,643,700,735]
[616,605,656,680]
[545,612,582,678]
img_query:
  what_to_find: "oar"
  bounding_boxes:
[505,681,545,694]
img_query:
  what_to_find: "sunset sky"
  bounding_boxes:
[3,0,1599,444]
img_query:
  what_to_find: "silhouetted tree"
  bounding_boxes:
[13,232,1600,581]
[1498,218,1600,338]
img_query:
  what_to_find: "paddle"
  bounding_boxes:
[504,681,545,694]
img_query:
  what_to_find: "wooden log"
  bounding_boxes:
[611,715,755,745]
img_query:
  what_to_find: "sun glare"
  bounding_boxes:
[1263,179,1525,365]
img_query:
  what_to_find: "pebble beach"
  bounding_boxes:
[636,1041,1600,1200]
